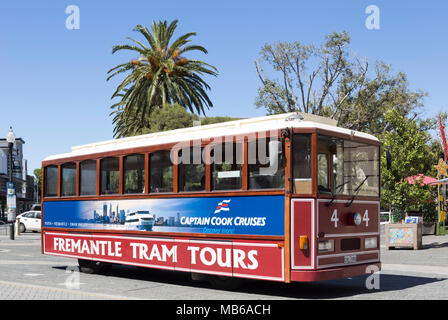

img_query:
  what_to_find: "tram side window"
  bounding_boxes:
[179,147,205,192]
[100,157,119,194]
[149,151,173,193]
[61,163,76,196]
[248,138,285,190]
[44,166,58,197]
[124,154,145,194]
[318,153,330,193]
[211,142,243,191]
[80,160,97,196]
[292,134,312,194]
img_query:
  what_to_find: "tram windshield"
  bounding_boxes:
[317,135,380,197]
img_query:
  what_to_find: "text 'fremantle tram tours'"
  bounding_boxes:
[41,112,381,283]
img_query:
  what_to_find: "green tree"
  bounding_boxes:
[133,104,241,135]
[33,168,42,200]
[381,109,436,221]
[107,20,218,138]
[254,31,426,136]
[139,103,200,134]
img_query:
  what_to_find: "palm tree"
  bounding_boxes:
[107,20,218,137]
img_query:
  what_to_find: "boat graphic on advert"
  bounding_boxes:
[125,211,155,231]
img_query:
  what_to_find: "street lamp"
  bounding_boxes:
[6,127,16,240]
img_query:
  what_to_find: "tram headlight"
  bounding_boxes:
[364,237,378,249]
[352,212,362,226]
[318,239,334,253]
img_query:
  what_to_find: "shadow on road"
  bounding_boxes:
[53,264,446,299]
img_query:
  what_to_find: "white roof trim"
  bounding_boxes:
[43,112,379,161]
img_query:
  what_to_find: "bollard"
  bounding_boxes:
[15,218,20,236]
[9,223,14,240]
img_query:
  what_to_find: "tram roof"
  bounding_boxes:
[43,112,379,161]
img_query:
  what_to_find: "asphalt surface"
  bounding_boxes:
[0,224,447,301]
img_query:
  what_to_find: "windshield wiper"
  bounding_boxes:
[346,175,371,207]
[326,180,350,207]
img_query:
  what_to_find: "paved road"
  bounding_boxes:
[0,226,447,300]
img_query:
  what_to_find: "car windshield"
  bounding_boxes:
[318,135,380,197]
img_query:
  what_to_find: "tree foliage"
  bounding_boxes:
[254,31,426,135]
[108,20,218,138]
[133,104,240,135]
[380,109,439,220]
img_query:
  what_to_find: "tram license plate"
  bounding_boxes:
[344,255,356,264]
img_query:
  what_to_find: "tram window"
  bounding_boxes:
[179,147,205,192]
[124,154,145,194]
[318,153,330,193]
[80,160,97,196]
[211,142,243,191]
[248,138,285,190]
[149,151,173,193]
[44,166,58,197]
[100,157,119,194]
[292,134,312,194]
[61,163,76,196]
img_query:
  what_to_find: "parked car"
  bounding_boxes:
[17,211,41,233]
[30,204,41,211]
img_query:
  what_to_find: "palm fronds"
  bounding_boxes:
[108,20,218,137]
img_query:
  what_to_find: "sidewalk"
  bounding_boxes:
[380,233,448,277]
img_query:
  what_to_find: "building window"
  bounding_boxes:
[124,154,145,194]
[149,151,173,193]
[248,138,285,189]
[61,163,76,196]
[178,147,205,192]
[100,157,119,194]
[44,166,58,197]
[80,160,97,196]
[211,142,242,191]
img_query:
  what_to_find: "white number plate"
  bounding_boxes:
[344,255,356,264]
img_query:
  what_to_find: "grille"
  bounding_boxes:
[341,238,361,251]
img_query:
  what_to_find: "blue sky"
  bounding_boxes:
[1,0,447,173]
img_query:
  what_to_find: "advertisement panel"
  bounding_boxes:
[43,195,285,236]
[43,232,285,281]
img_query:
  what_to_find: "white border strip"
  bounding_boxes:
[290,199,315,270]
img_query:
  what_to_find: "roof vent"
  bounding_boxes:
[285,113,304,121]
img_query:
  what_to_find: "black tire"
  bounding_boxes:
[19,223,26,233]
[78,259,110,274]
[208,275,243,290]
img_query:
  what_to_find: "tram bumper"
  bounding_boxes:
[290,262,381,282]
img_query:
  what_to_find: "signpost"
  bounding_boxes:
[434,159,448,235]
[6,182,16,223]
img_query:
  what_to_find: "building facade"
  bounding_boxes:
[0,137,37,220]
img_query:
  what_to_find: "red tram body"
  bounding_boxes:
[41,113,381,283]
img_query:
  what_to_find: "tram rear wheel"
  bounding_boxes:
[78,259,111,274]
[209,275,243,290]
